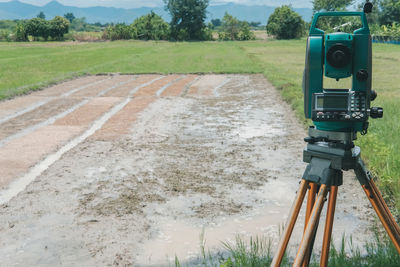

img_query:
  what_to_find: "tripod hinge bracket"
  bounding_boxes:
[303,157,343,186]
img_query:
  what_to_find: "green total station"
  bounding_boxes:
[302,11,383,134]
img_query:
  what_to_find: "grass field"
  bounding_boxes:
[0,41,261,99]
[1,39,399,218]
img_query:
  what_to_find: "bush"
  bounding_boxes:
[50,16,70,40]
[266,5,305,39]
[376,22,400,38]
[238,21,255,40]
[0,20,18,32]
[202,24,214,41]
[23,16,69,41]
[25,18,49,40]
[103,24,135,41]
[218,13,255,41]
[0,30,12,41]
[14,22,28,41]
[70,17,102,32]
[132,11,169,40]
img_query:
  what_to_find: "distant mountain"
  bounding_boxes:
[0,0,313,24]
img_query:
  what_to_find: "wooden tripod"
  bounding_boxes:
[270,132,400,267]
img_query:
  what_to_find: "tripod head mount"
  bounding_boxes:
[302,127,362,186]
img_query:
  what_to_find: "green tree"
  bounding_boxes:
[312,0,354,12]
[26,18,49,40]
[249,21,261,27]
[219,13,255,41]
[37,11,46,19]
[266,5,305,39]
[211,18,221,27]
[132,11,169,40]
[379,0,400,25]
[15,22,28,41]
[50,16,70,40]
[64,13,76,23]
[164,0,209,40]
[238,21,255,40]
[220,13,240,40]
[70,17,95,32]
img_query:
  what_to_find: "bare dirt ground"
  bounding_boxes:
[0,74,374,266]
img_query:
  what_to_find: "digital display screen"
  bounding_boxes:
[316,95,348,109]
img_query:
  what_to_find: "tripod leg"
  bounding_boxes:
[271,180,309,267]
[362,180,400,253]
[293,184,328,267]
[355,158,400,254]
[320,186,338,267]
[304,183,318,230]
[369,178,400,238]
[302,182,318,267]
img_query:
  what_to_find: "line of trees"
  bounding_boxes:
[102,0,256,42]
[103,0,213,41]
[4,0,400,42]
[13,15,69,41]
[103,12,171,41]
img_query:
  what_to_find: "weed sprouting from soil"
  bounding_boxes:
[173,232,399,267]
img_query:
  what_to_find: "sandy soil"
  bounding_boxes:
[0,74,374,266]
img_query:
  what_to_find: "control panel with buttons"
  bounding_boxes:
[311,91,368,122]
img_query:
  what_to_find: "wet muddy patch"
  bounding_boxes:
[0,75,373,266]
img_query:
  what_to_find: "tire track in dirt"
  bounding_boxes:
[0,76,107,123]
[91,75,187,141]
[133,75,181,97]
[0,76,136,149]
[70,76,132,97]
[0,75,165,199]
[102,75,160,97]
[156,76,184,96]
[161,75,198,97]
[0,76,136,187]
[0,98,81,140]
[0,96,126,188]
[90,97,156,141]
[188,75,227,96]
[36,76,108,97]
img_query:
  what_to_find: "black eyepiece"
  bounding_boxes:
[364,1,373,13]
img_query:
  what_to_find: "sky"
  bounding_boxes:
[0,0,315,9]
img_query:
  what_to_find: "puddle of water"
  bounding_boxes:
[135,179,296,266]
[136,179,370,266]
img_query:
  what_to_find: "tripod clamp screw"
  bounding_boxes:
[304,136,328,144]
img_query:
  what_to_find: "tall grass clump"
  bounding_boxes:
[220,236,276,266]
[174,233,399,267]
